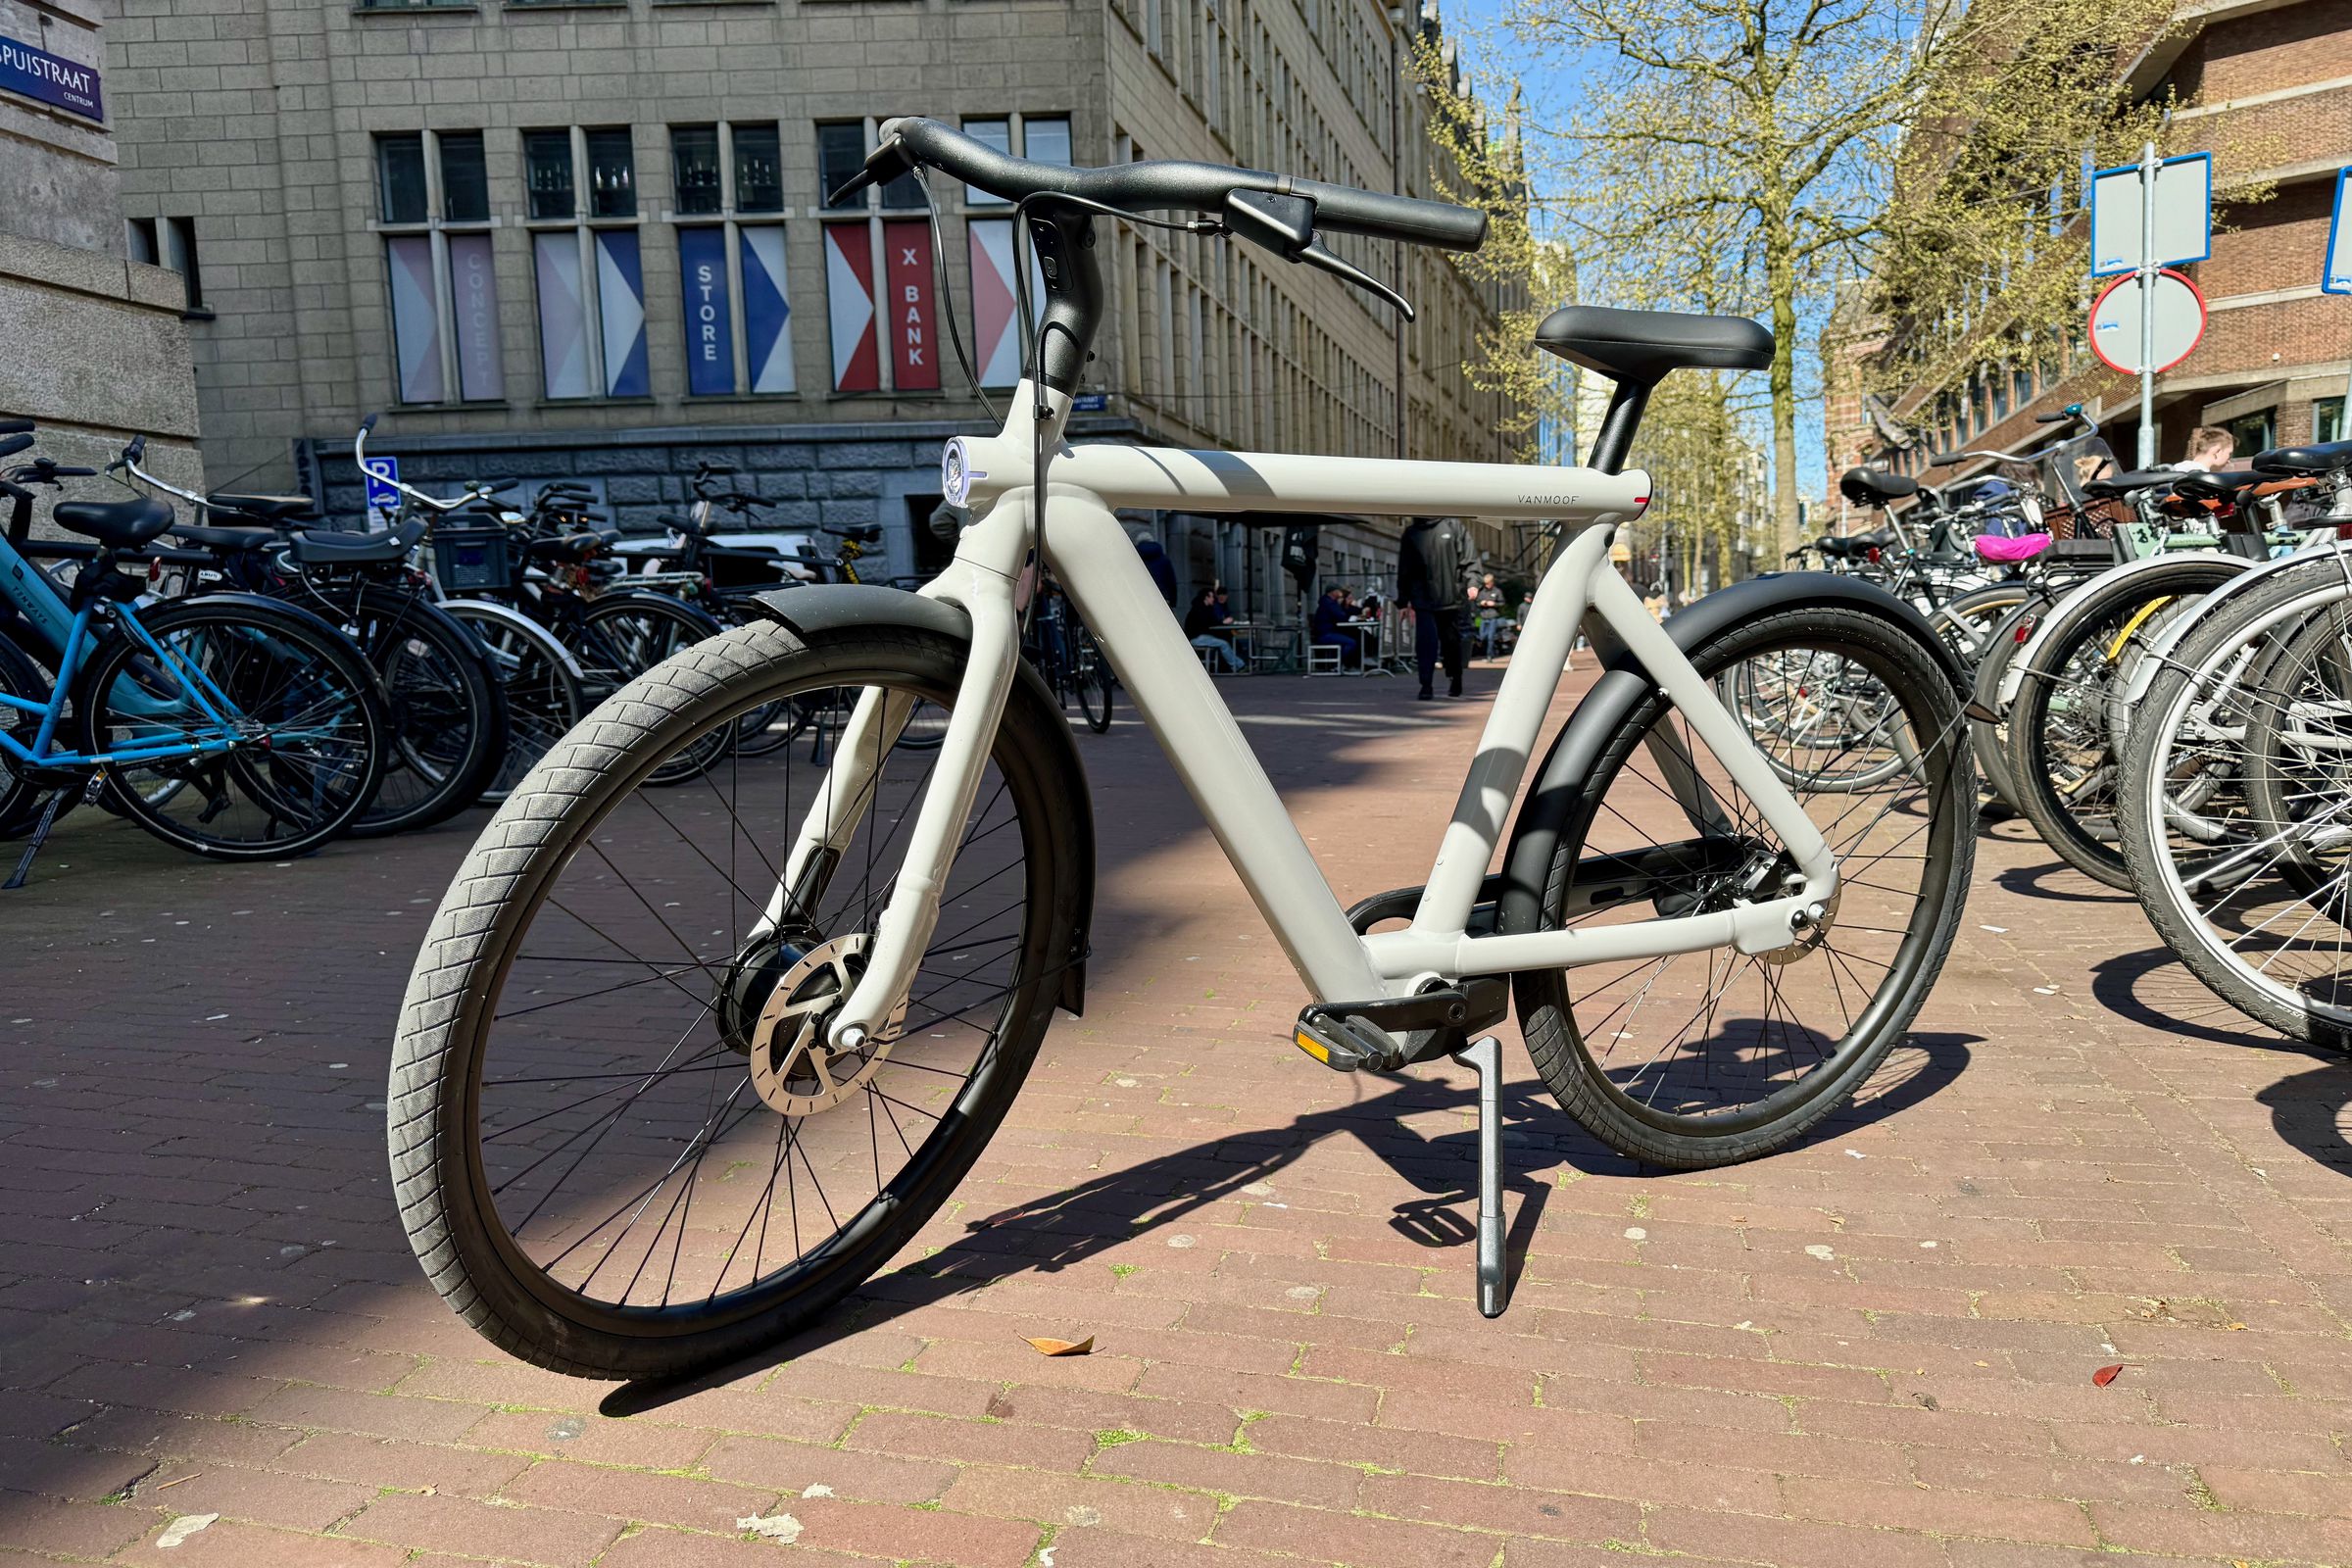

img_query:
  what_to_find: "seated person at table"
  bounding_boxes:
[1311,584,1361,668]
[1183,588,1243,671]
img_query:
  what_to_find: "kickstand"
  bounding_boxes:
[4,774,94,892]
[1449,1033,1508,1317]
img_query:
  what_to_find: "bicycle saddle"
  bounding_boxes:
[1532,305,1774,383]
[1973,532,2051,564]
[286,515,425,565]
[172,522,276,553]
[208,492,317,522]
[1838,466,1918,508]
[2253,438,2352,476]
[1815,528,1892,559]
[523,530,616,564]
[52,496,173,548]
[2082,467,2180,499]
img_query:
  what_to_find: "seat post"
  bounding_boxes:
[1586,378,1652,475]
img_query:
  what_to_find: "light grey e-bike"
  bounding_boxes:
[390,120,1976,1379]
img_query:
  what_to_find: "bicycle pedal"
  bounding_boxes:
[1292,1006,1401,1072]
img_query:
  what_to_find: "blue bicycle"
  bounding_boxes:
[0,420,387,869]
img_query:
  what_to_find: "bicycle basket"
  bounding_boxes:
[429,525,514,593]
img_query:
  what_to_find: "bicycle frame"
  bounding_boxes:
[782,386,1841,1044]
[0,530,245,769]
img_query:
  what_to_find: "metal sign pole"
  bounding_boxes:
[2138,138,2159,467]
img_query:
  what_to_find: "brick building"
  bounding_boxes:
[101,0,1524,620]
[1829,0,2352,492]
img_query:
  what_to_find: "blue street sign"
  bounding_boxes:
[363,456,401,524]
[0,35,101,122]
[2325,167,2352,295]
[1072,393,1108,413]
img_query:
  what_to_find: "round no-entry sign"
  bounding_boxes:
[2088,268,2207,375]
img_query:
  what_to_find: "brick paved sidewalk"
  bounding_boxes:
[4,664,2351,1568]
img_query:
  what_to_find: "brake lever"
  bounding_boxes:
[1297,240,1414,320]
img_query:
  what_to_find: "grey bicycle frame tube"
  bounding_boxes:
[808,384,1838,1040]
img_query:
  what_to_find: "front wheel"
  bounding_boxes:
[390,620,1086,1380]
[1072,622,1115,734]
[1510,605,1974,1169]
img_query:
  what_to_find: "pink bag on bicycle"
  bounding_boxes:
[1973,532,2051,564]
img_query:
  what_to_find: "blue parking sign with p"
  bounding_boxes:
[363,456,401,523]
[2325,168,2352,295]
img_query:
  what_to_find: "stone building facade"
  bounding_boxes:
[1832,0,2352,491]
[0,0,204,523]
[103,0,1524,620]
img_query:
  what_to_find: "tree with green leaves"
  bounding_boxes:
[1434,0,2176,554]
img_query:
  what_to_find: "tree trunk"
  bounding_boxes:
[1764,211,1803,562]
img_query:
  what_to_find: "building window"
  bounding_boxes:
[585,127,637,218]
[2223,409,2274,458]
[378,132,429,224]
[126,217,205,313]
[376,129,501,406]
[668,122,796,397]
[733,123,782,213]
[527,127,648,400]
[818,119,943,393]
[525,129,575,220]
[440,132,489,223]
[2320,398,2348,445]
[672,124,722,216]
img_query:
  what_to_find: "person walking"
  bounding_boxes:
[1397,514,1468,700]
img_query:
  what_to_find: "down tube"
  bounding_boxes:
[1045,494,1391,1004]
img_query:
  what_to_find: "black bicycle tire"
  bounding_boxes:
[1511,604,1974,1169]
[349,589,510,838]
[389,620,1085,1380]
[1074,625,1114,734]
[2008,558,2248,890]
[76,597,388,860]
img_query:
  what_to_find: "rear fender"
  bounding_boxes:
[1496,571,1952,940]
[751,583,1097,1016]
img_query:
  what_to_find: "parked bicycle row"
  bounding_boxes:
[1813,412,2352,1049]
[0,414,1125,883]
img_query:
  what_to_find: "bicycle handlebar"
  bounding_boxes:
[865,117,1488,253]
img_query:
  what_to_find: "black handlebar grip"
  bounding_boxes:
[0,433,32,461]
[2033,411,2074,424]
[0,418,32,436]
[1292,179,1487,252]
[360,413,379,436]
[1930,450,1961,466]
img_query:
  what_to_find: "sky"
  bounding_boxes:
[1426,0,1831,499]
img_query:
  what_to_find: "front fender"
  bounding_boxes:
[1496,571,1950,940]
[749,583,1097,1017]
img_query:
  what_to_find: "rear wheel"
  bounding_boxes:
[1072,622,1115,734]
[1511,605,1973,1169]
[438,601,584,805]
[2008,559,2246,889]
[390,620,1085,1379]
[348,590,508,837]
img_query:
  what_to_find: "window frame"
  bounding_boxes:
[524,125,651,402]
[666,120,796,399]
[376,127,501,407]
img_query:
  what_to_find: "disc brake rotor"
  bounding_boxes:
[746,933,909,1116]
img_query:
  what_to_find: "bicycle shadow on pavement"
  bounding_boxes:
[601,1029,1974,1416]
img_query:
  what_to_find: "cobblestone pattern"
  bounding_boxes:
[3,667,2351,1566]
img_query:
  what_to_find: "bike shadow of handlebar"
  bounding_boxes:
[602,1031,1974,1417]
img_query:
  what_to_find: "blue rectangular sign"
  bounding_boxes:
[363,456,401,525]
[2326,167,2352,295]
[677,227,734,397]
[0,36,101,122]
